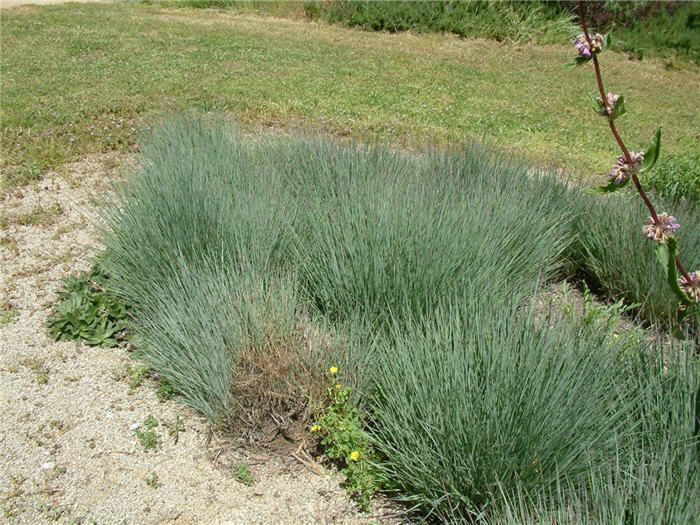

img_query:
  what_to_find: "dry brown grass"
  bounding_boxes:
[231,317,334,444]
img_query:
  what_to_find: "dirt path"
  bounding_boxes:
[0,156,395,524]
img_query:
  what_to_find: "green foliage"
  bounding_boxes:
[46,265,130,347]
[306,0,700,63]
[655,237,697,329]
[306,0,577,44]
[640,128,662,175]
[233,463,254,486]
[314,371,383,510]
[646,150,700,204]
[496,345,699,524]
[368,299,699,522]
[588,178,629,195]
[99,117,301,424]
[283,138,575,328]
[156,377,178,401]
[135,429,161,452]
[143,414,159,430]
[602,1,700,64]
[99,116,577,423]
[127,364,151,393]
[98,117,698,520]
[608,94,626,121]
[163,414,185,444]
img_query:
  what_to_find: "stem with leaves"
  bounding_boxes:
[573,1,698,325]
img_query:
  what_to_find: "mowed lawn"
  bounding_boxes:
[2,2,699,186]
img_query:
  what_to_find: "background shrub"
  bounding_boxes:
[302,0,699,63]
[646,150,700,205]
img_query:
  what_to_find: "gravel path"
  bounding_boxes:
[0,156,394,524]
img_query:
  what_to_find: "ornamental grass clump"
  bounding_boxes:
[368,299,699,522]
[277,136,576,328]
[98,116,579,426]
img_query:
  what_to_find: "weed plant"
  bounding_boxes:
[46,265,130,347]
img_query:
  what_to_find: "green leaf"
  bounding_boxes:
[654,237,693,307]
[587,178,629,194]
[587,92,601,114]
[563,56,590,69]
[603,29,612,51]
[608,94,626,121]
[640,128,661,174]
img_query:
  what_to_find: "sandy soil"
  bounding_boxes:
[0,156,400,524]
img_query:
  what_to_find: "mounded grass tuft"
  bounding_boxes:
[367,299,699,521]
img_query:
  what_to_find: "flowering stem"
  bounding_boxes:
[576,1,691,284]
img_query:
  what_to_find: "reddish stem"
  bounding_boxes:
[576,1,692,285]
[607,119,633,167]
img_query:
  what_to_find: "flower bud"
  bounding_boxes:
[642,212,680,243]
[610,151,644,185]
[598,93,619,116]
[679,271,700,303]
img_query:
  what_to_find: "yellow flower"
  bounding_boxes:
[329,366,338,375]
[335,384,341,390]
[310,425,321,433]
[349,450,360,461]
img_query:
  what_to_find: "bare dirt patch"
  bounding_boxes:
[0,155,398,524]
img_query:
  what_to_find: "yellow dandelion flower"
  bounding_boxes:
[349,450,360,461]
[329,366,338,375]
[335,384,341,390]
[310,425,321,432]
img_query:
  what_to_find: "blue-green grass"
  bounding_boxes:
[98,116,698,521]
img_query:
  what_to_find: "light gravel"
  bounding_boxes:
[0,156,399,524]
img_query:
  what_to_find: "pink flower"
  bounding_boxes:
[610,152,644,185]
[679,271,700,303]
[572,33,604,59]
[598,93,619,116]
[642,212,680,243]
[572,34,591,58]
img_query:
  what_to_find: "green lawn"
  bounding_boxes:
[2,2,699,187]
